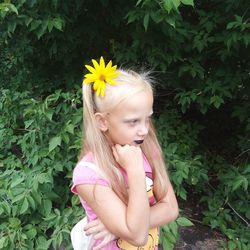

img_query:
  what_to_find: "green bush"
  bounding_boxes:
[0,88,84,249]
[1,0,249,249]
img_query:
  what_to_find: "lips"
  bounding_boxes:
[134,140,144,145]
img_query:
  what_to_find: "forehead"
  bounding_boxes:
[112,90,153,117]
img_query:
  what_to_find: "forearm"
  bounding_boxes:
[126,169,150,243]
[149,201,179,228]
[149,183,179,228]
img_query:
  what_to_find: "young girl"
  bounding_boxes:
[71,57,179,250]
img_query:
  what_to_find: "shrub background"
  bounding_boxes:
[0,0,249,249]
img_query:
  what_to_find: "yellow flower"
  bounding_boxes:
[83,57,120,97]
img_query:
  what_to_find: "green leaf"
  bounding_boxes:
[143,13,150,31]
[9,217,21,228]
[24,119,34,128]
[30,20,41,31]
[150,11,164,24]
[31,191,41,205]
[49,136,61,152]
[168,221,178,236]
[210,95,224,108]
[126,11,138,24]
[43,200,52,216]
[243,165,250,174]
[36,236,51,250]
[181,0,194,6]
[163,0,175,13]
[37,173,51,184]
[0,207,4,215]
[7,21,17,33]
[12,193,25,203]
[20,198,29,214]
[172,0,181,9]
[179,189,187,200]
[27,195,36,210]
[53,18,63,31]
[45,110,53,121]
[232,177,244,191]
[164,231,177,243]
[162,236,174,249]
[235,15,242,23]
[24,16,33,26]
[177,216,194,226]
[228,240,237,250]
[136,0,143,6]
[227,22,237,30]
[71,195,80,206]
[10,177,24,188]
[48,20,54,32]
[26,228,37,239]
[0,236,6,248]
[7,3,18,15]
[2,202,11,215]
[36,23,47,39]
[65,124,74,134]
[165,16,176,28]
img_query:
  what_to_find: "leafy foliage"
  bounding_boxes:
[0,0,249,249]
[0,88,83,249]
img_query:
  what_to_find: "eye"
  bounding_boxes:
[146,115,153,122]
[127,119,139,126]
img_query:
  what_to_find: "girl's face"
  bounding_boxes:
[104,90,153,146]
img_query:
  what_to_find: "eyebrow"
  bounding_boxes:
[123,112,154,122]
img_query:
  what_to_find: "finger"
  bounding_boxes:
[84,219,99,230]
[115,144,123,150]
[93,237,110,250]
[94,230,106,240]
[83,219,102,231]
[112,146,119,161]
[85,224,104,236]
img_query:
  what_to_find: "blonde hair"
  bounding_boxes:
[80,69,168,203]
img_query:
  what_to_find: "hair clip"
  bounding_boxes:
[83,56,120,97]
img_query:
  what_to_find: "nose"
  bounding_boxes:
[137,122,149,136]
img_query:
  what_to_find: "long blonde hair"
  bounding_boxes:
[80,69,168,203]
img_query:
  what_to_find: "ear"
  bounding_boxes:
[94,112,108,132]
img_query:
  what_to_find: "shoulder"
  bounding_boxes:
[71,154,109,194]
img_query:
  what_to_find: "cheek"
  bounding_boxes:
[123,126,138,137]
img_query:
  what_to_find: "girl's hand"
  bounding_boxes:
[112,144,144,172]
[84,218,117,250]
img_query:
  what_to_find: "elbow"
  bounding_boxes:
[130,234,149,247]
[170,201,179,222]
[171,206,179,222]
[124,228,149,246]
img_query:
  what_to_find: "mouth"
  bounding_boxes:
[134,140,144,145]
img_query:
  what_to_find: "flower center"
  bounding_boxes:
[99,75,106,81]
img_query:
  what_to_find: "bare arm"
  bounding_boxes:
[83,166,178,249]
[76,145,150,246]
[149,179,179,228]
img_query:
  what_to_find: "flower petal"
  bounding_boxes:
[100,57,105,69]
[96,84,102,96]
[101,85,105,96]
[106,78,117,85]
[83,73,98,84]
[92,59,101,73]
[93,80,101,90]
[107,71,120,78]
[111,65,117,71]
[84,57,120,96]
[106,60,113,71]
[85,65,96,74]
